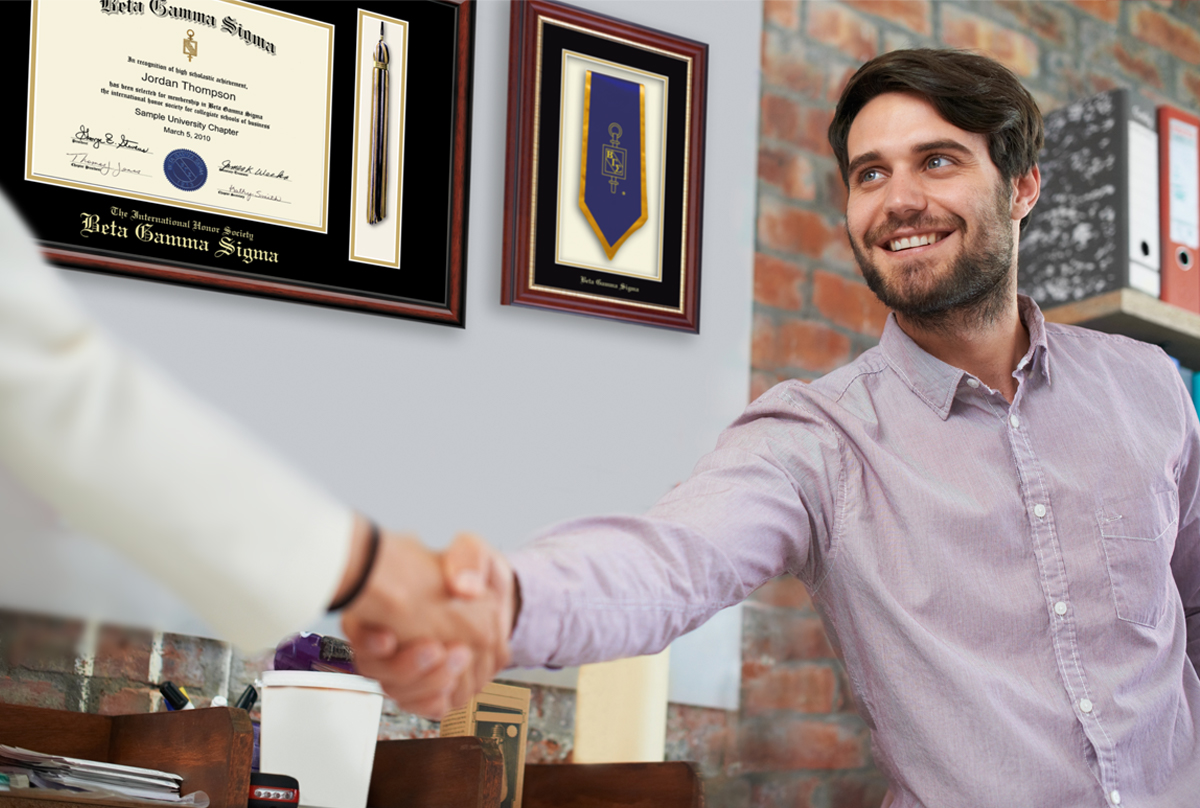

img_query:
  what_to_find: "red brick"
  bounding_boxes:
[1090,73,1121,94]
[751,371,783,403]
[752,313,777,369]
[4,614,83,674]
[750,575,813,610]
[778,320,852,373]
[760,94,834,156]
[0,675,69,710]
[826,65,859,105]
[750,775,821,808]
[758,198,840,259]
[94,625,152,681]
[993,1,1073,46]
[742,663,837,715]
[813,270,889,338]
[762,31,828,98]
[96,686,153,715]
[738,716,868,771]
[940,6,1040,77]
[744,605,837,661]
[665,704,736,776]
[763,0,799,30]
[160,633,226,689]
[1185,69,1200,108]
[844,0,931,36]
[1069,0,1120,24]
[807,4,878,63]
[754,253,807,311]
[1132,7,1200,65]
[1112,42,1164,88]
[761,92,800,143]
[759,147,817,202]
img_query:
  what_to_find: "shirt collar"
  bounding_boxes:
[879,294,1051,420]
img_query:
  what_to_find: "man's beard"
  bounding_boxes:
[849,182,1015,334]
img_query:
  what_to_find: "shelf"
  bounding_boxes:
[1043,289,1200,369]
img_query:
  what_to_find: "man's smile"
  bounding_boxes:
[879,230,954,253]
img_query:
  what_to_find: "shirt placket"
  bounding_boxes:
[1005,372,1122,807]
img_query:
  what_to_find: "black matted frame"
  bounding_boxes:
[4,0,474,327]
[501,0,707,332]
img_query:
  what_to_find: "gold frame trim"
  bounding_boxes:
[25,0,335,234]
[528,14,692,314]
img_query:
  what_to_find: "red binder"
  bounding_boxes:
[1160,105,1200,313]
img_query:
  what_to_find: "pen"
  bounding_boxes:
[159,681,194,711]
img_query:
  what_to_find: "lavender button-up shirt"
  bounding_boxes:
[510,296,1200,807]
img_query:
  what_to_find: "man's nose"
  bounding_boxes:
[883,168,927,219]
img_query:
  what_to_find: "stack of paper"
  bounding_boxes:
[0,745,206,805]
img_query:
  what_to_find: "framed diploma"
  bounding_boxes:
[5,0,474,326]
[501,0,707,332]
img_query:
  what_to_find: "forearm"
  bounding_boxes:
[0,193,352,648]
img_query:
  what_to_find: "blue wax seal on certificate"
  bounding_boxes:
[163,148,207,191]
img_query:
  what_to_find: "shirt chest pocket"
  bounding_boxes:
[1096,489,1178,629]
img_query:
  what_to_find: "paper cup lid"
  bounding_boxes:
[262,670,384,694]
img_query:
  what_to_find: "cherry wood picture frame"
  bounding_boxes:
[501,0,707,332]
[4,0,475,327]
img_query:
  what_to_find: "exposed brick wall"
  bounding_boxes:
[742,2,1200,807]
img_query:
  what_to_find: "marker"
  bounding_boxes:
[234,683,258,711]
[159,681,195,711]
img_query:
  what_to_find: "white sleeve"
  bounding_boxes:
[0,191,353,649]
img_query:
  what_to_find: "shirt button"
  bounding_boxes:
[1009,414,1020,428]
[966,378,980,389]
[1110,790,1121,804]
[1054,601,1068,616]
[1079,698,1093,714]
[1034,503,1047,518]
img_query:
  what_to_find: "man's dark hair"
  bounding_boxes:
[828,49,1044,229]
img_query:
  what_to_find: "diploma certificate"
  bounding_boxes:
[26,0,334,232]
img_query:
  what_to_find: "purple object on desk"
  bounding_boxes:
[272,632,357,674]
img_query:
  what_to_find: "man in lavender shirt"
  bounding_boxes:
[347,50,1200,807]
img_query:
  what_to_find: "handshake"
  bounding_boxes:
[334,519,517,719]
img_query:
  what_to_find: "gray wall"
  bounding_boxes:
[0,0,762,710]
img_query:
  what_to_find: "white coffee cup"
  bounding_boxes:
[260,670,384,808]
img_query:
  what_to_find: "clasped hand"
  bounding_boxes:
[340,529,515,719]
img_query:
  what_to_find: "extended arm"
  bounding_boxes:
[0,191,352,649]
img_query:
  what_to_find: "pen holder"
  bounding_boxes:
[259,670,384,808]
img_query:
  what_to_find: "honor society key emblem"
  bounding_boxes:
[183,29,197,62]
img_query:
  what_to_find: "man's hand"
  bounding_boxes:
[339,529,517,718]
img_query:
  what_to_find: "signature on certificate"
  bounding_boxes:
[220,185,290,204]
[67,152,147,179]
[73,126,151,154]
[219,160,290,182]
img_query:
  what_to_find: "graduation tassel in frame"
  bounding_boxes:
[367,21,390,224]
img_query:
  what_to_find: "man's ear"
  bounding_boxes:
[1011,164,1040,222]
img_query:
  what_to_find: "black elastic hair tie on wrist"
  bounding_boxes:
[328,521,380,612]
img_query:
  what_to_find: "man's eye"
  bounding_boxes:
[859,168,881,183]
[927,155,952,169]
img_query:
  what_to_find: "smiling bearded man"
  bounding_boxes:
[353,49,1200,808]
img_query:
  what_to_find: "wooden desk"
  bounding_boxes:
[0,703,702,808]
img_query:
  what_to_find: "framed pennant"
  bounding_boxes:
[501,0,707,333]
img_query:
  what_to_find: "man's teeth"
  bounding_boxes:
[889,233,941,252]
